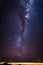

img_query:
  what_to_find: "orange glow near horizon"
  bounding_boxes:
[0,62,43,65]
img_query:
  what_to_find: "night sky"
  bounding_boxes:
[0,0,43,62]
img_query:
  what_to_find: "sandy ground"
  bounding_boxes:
[0,62,43,65]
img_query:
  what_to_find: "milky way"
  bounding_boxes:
[0,0,43,62]
[15,0,34,59]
